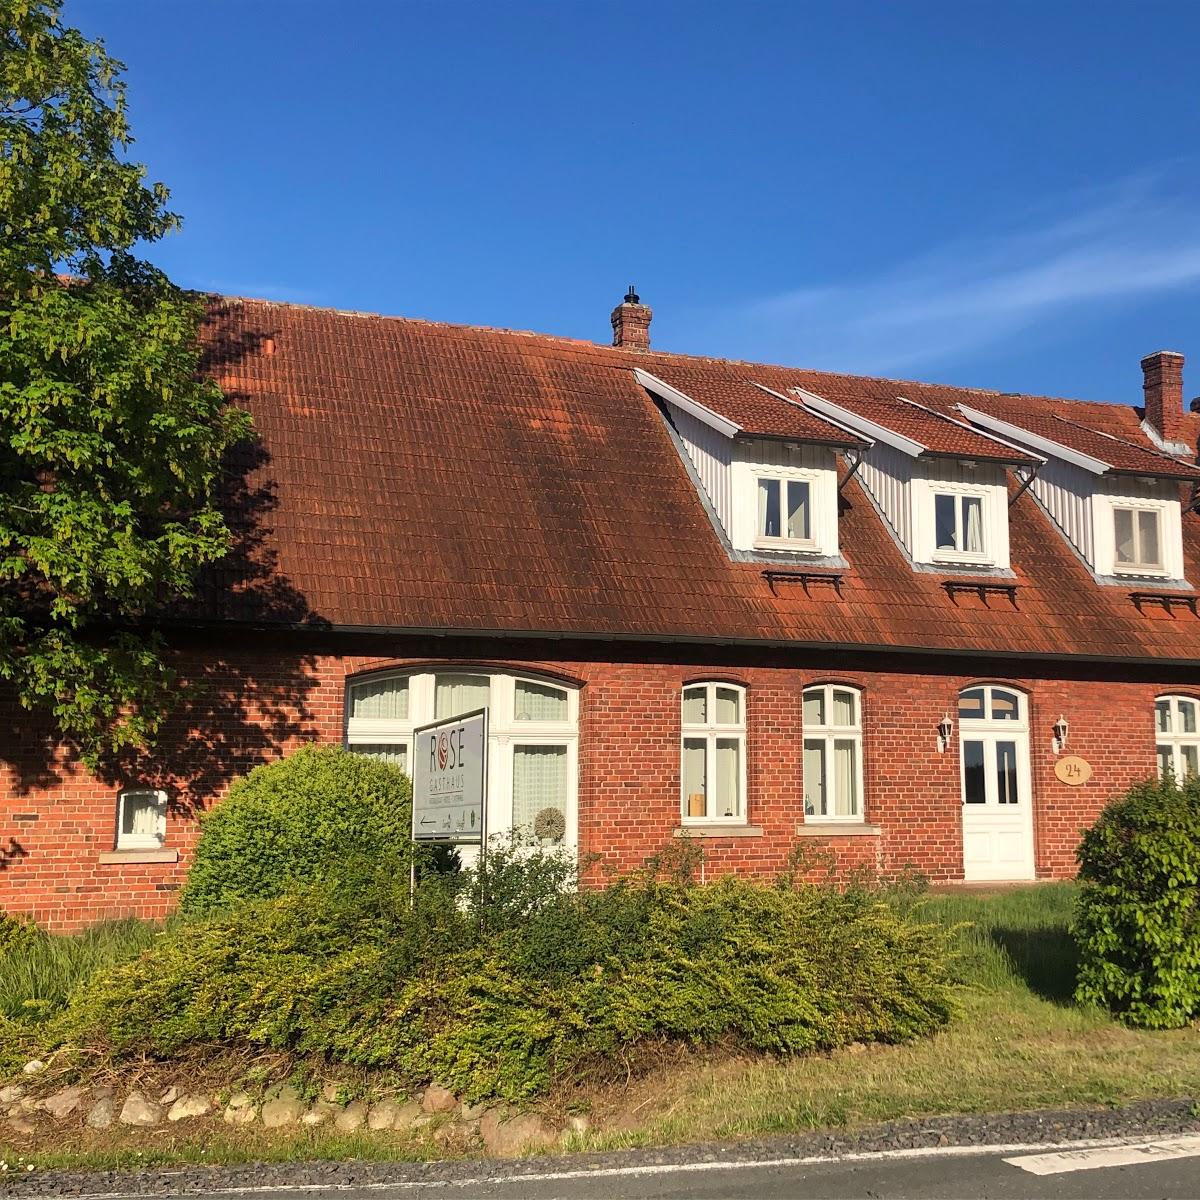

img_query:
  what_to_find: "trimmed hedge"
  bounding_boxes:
[1074,776,1200,1027]
[60,858,957,1101]
[179,745,413,917]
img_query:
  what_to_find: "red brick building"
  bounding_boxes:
[5,292,1200,928]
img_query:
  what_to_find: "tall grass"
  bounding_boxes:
[909,884,1079,1001]
[0,919,161,1023]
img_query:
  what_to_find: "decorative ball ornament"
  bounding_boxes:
[533,807,566,843]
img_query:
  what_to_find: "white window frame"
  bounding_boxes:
[680,682,748,825]
[344,671,579,849]
[115,788,167,850]
[802,684,865,822]
[753,471,818,551]
[1112,504,1167,576]
[1155,694,1200,780]
[930,485,991,565]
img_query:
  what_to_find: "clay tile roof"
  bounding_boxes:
[636,361,864,445]
[189,297,1200,666]
[962,395,1200,480]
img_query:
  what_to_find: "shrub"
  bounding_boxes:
[60,851,956,1101]
[1074,776,1200,1027]
[0,913,41,958]
[179,745,414,917]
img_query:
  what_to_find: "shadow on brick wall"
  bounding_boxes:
[0,304,326,806]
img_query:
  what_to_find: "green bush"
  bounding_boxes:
[179,745,414,917]
[59,848,957,1101]
[1074,776,1200,1027]
[0,913,41,958]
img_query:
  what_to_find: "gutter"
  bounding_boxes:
[153,616,1200,671]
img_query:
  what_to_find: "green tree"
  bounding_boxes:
[0,0,250,765]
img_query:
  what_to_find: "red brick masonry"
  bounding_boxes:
[0,634,1182,929]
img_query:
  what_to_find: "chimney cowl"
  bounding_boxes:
[611,287,652,350]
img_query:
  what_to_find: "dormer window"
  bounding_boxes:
[756,476,813,547]
[1114,506,1163,574]
[934,493,985,558]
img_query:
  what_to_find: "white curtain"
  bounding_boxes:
[515,681,567,721]
[964,497,984,554]
[350,677,409,720]
[435,674,489,719]
[1138,510,1161,566]
[121,792,163,842]
[350,743,409,775]
[758,479,780,537]
[512,745,568,836]
[715,738,741,818]
[833,739,858,816]
[1114,508,1135,564]
[682,687,706,724]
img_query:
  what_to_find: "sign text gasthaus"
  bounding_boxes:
[411,708,487,843]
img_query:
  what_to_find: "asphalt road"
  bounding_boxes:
[27,1136,1200,1200]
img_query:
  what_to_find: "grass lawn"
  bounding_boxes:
[2,882,1198,1169]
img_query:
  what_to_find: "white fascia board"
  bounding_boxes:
[957,405,1109,475]
[633,368,741,440]
[748,383,875,447]
[792,387,925,458]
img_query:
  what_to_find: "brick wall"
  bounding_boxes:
[0,634,1181,928]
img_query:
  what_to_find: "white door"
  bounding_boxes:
[959,685,1035,882]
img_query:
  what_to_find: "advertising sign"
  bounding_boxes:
[411,708,487,843]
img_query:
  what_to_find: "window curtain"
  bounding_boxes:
[683,738,707,815]
[512,745,568,835]
[435,674,490,719]
[350,743,409,774]
[715,738,741,818]
[1138,510,1161,566]
[514,681,567,721]
[350,677,409,720]
[1114,509,1135,564]
[934,495,956,550]
[963,497,984,554]
[758,479,780,537]
[833,739,858,816]
[121,794,162,839]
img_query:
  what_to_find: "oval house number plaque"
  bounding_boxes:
[1054,755,1092,786]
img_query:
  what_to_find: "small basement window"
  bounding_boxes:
[116,789,167,850]
[756,477,814,547]
[1114,507,1163,573]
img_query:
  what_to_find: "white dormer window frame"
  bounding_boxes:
[753,470,818,551]
[1105,496,1172,578]
[930,483,992,565]
[909,470,1009,569]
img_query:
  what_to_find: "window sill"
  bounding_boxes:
[931,554,994,568]
[98,848,179,865]
[754,539,819,554]
[795,822,881,837]
[674,824,763,838]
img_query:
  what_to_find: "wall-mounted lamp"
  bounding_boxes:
[937,713,954,754]
[1052,715,1069,755]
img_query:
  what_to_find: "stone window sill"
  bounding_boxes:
[98,848,179,865]
[674,824,763,839]
[795,823,882,837]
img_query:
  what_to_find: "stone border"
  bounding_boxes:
[0,1097,1195,1196]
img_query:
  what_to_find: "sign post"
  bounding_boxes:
[410,708,488,915]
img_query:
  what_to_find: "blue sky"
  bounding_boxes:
[71,0,1200,403]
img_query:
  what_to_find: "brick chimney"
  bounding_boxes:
[1141,349,1185,444]
[611,286,652,350]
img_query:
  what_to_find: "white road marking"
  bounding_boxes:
[27,1133,1200,1198]
[1004,1132,1200,1176]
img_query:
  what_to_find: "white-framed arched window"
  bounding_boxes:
[802,684,863,821]
[681,682,746,824]
[1155,695,1200,780]
[345,670,579,848]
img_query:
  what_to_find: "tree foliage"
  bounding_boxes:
[0,0,250,764]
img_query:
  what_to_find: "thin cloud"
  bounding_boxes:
[696,174,1200,374]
